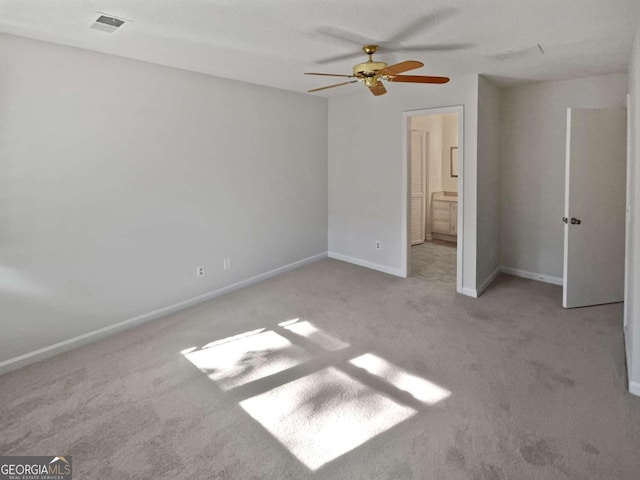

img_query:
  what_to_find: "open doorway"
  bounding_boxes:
[402,106,463,293]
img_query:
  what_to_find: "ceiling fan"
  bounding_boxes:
[305,45,449,96]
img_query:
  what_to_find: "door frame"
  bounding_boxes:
[401,105,464,294]
[624,94,632,327]
[410,129,428,245]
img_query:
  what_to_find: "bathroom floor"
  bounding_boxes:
[411,240,457,287]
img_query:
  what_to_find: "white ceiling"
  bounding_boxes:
[1,0,639,96]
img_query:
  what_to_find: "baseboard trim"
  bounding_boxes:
[0,252,328,376]
[499,266,563,286]
[460,287,478,298]
[630,381,640,397]
[432,233,457,242]
[625,326,632,390]
[457,269,499,299]
[327,251,404,278]
[477,268,500,296]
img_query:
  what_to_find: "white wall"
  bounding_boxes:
[0,34,328,365]
[442,113,459,193]
[328,75,479,291]
[500,74,628,280]
[626,21,640,395]
[477,76,501,288]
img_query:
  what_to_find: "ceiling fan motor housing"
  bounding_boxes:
[364,77,379,87]
[353,61,387,77]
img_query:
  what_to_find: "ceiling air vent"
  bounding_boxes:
[90,14,126,33]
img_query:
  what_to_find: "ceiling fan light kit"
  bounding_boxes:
[306,45,449,96]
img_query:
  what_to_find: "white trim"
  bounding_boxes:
[410,129,428,244]
[0,252,328,376]
[630,381,640,397]
[500,266,563,286]
[459,269,499,299]
[562,108,572,307]
[625,326,633,388]
[328,251,404,277]
[431,233,457,242]
[477,268,500,296]
[460,287,478,298]
[624,94,631,328]
[402,105,465,295]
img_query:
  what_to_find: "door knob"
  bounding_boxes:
[570,217,581,225]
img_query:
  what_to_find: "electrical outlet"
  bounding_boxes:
[223,258,232,270]
[376,241,382,250]
[197,266,205,277]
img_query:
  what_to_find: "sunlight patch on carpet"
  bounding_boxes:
[282,320,349,351]
[278,318,300,327]
[201,328,265,349]
[349,353,451,404]
[239,367,416,470]
[182,330,310,390]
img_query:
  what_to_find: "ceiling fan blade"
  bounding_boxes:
[388,75,450,84]
[308,80,358,93]
[305,72,354,78]
[378,60,424,76]
[387,8,459,44]
[401,42,473,52]
[489,45,542,61]
[316,51,366,65]
[368,81,387,96]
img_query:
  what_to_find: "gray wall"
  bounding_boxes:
[0,34,328,363]
[476,76,501,288]
[499,74,628,280]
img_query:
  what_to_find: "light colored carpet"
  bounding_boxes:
[1,258,639,479]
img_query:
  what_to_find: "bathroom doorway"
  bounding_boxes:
[403,106,463,291]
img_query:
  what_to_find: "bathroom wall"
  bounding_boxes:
[442,113,459,192]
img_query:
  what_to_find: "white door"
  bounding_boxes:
[563,107,627,308]
[410,130,427,245]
